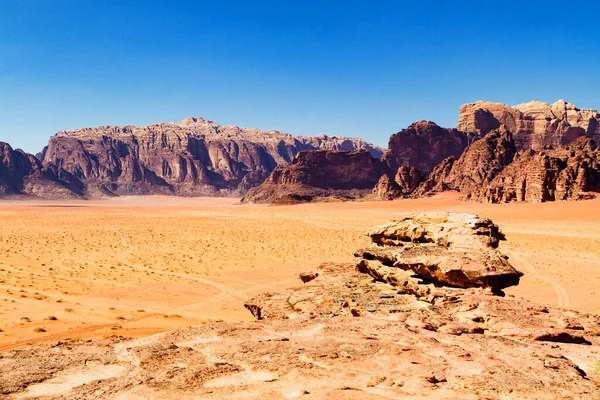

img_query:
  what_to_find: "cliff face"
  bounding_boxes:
[414,127,517,197]
[467,136,600,203]
[0,142,83,198]
[40,117,383,196]
[457,100,600,151]
[382,120,476,175]
[241,150,385,204]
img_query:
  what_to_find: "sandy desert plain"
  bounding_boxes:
[1,192,599,352]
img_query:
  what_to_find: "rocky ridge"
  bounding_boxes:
[38,117,383,197]
[241,150,385,204]
[467,136,600,202]
[413,127,517,198]
[0,141,84,198]
[458,99,600,151]
[2,213,599,399]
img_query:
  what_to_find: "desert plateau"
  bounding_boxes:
[1,193,599,352]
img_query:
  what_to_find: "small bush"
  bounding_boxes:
[46,316,58,321]
[34,327,46,333]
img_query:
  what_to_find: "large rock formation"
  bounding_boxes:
[40,117,383,197]
[468,136,600,203]
[241,150,385,204]
[382,120,476,174]
[0,142,83,198]
[413,127,517,197]
[3,214,599,399]
[355,213,523,292]
[458,99,600,151]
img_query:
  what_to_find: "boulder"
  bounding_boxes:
[356,213,523,291]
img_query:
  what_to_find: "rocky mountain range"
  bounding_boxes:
[2,99,600,202]
[3,214,599,399]
[0,118,382,198]
[244,99,600,205]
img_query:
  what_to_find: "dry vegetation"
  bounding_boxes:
[0,193,599,351]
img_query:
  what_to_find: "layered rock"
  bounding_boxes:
[458,99,600,150]
[0,142,83,198]
[468,136,600,202]
[382,120,476,174]
[413,127,516,197]
[372,166,423,200]
[355,213,523,292]
[40,117,383,197]
[240,150,385,204]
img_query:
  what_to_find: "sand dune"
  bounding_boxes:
[1,192,599,351]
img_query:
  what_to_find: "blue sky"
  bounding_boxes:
[0,0,598,153]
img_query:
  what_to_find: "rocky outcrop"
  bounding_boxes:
[458,99,600,151]
[468,136,600,203]
[0,142,83,198]
[372,166,423,200]
[382,120,476,174]
[2,214,600,399]
[240,150,385,204]
[40,117,383,197]
[413,127,516,197]
[355,213,523,292]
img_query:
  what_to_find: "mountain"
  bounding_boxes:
[413,126,516,197]
[0,141,83,198]
[240,150,385,204]
[457,99,600,151]
[467,136,600,203]
[382,120,477,174]
[38,117,383,197]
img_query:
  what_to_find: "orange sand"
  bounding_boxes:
[1,192,599,351]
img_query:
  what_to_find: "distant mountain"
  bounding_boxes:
[37,117,383,197]
[0,141,83,198]
[458,99,600,151]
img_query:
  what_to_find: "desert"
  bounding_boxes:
[3,3,600,397]
[1,192,599,354]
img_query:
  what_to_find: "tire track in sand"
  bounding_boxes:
[507,250,570,308]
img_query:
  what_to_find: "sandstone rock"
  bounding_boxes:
[382,120,476,174]
[413,127,516,197]
[372,166,423,200]
[240,150,385,204]
[0,142,83,198]
[40,117,383,197]
[458,99,600,151]
[357,213,522,291]
[467,136,600,202]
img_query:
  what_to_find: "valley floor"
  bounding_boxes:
[1,192,599,351]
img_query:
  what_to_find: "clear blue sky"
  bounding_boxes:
[1,0,598,153]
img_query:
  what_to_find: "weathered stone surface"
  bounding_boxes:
[0,142,83,198]
[382,120,476,174]
[458,99,600,151]
[241,150,385,204]
[414,127,516,197]
[468,136,600,203]
[40,117,383,197]
[358,213,522,291]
